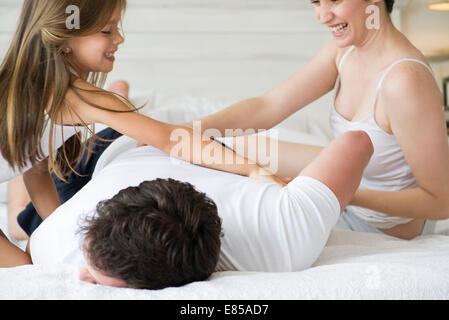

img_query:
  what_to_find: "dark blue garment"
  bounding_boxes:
[17,128,123,236]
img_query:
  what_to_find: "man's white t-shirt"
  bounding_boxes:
[30,136,340,272]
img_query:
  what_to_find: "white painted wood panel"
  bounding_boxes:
[0,5,326,34]
[0,0,334,133]
[117,33,328,61]
[109,59,306,98]
[107,59,334,134]
[0,0,311,8]
[0,33,329,61]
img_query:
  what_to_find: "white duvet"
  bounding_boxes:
[1,90,449,300]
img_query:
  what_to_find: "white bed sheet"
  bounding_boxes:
[1,90,449,300]
[1,228,448,300]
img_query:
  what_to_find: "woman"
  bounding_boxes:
[188,0,449,239]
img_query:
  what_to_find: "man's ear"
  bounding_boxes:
[79,266,98,284]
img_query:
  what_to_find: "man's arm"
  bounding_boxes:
[23,159,60,220]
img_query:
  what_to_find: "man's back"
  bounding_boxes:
[30,136,340,272]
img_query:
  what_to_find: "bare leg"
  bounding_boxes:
[7,176,30,241]
[231,135,323,180]
[300,131,374,213]
[0,229,31,267]
[223,131,371,211]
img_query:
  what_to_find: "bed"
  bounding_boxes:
[1,90,449,300]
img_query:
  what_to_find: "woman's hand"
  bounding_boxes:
[249,167,287,187]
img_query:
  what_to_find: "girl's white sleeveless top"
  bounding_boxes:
[330,46,434,229]
[0,117,82,183]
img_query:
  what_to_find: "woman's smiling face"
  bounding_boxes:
[311,0,383,48]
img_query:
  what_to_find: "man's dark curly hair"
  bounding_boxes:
[80,178,222,290]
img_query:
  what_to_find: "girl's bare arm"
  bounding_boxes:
[65,81,285,185]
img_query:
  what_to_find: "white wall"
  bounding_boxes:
[401,0,449,92]
[109,0,337,134]
[1,0,447,133]
[0,0,335,134]
[402,0,449,54]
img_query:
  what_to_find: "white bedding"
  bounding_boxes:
[1,230,448,300]
[1,90,449,300]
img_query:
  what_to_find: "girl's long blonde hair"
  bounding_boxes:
[0,0,129,180]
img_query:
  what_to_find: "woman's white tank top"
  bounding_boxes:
[0,117,82,183]
[330,46,434,229]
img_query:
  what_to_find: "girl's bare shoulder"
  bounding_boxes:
[66,78,132,123]
[71,79,130,108]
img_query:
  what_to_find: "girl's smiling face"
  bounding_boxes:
[65,6,124,77]
[311,0,383,48]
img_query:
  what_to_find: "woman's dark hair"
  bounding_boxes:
[385,0,395,13]
[81,178,223,290]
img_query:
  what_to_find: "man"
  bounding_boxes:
[25,129,373,290]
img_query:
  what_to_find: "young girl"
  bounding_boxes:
[189,0,449,240]
[7,82,127,242]
[0,0,282,266]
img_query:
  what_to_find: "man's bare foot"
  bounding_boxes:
[107,80,130,99]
